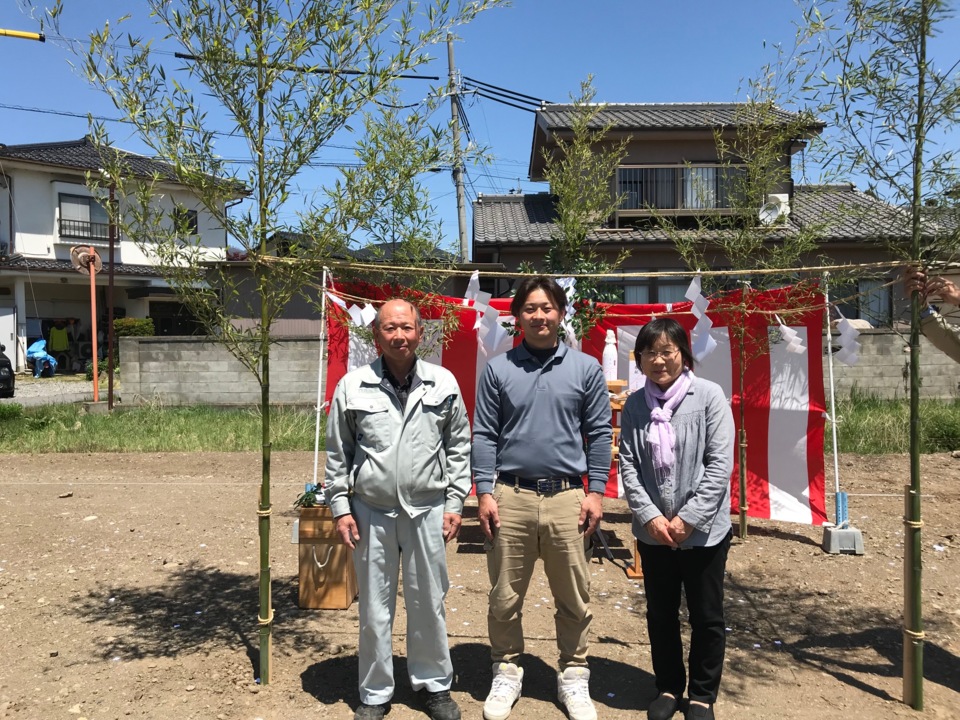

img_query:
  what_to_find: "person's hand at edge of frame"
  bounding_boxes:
[926,274,960,306]
[902,265,929,300]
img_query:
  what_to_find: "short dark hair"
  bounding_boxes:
[374,298,422,329]
[634,318,695,370]
[510,275,568,318]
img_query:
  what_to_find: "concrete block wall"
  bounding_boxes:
[119,329,960,407]
[824,328,960,400]
[119,336,323,406]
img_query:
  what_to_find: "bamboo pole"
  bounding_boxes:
[902,1,929,708]
[254,0,272,685]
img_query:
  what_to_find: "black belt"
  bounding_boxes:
[497,472,583,495]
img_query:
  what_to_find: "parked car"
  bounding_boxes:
[0,343,14,398]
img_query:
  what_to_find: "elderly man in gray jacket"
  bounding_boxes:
[325,298,472,720]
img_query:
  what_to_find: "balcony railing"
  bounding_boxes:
[59,218,111,240]
[617,165,748,214]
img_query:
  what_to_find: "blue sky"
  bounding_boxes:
[1,1,957,255]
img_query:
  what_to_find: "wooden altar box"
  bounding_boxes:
[298,506,358,610]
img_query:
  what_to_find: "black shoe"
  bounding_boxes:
[355,703,389,720]
[420,689,461,720]
[684,703,715,720]
[648,693,680,720]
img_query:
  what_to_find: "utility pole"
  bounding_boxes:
[447,34,469,261]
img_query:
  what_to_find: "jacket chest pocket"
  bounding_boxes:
[347,398,394,452]
[417,393,452,447]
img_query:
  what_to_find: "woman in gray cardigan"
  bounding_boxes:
[619,318,735,720]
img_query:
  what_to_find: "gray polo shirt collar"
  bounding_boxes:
[516,339,569,367]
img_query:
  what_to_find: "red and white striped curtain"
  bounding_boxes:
[325,284,827,526]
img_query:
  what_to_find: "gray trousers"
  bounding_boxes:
[352,496,453,705]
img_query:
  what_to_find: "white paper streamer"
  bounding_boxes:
[463,270,481,306]
[834,314,861,366]
[686,274,717,362]
[347,305,365,327]
[359,304,377,327]
[775,315,807,355]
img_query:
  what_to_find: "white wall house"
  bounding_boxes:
[0,137,236,372]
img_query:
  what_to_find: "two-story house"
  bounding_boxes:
[0,137,235,371]
[473,103,920,324]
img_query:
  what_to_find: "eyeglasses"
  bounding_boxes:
[639,348,680,361]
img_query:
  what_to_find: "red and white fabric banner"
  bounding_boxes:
[325,285,827,526]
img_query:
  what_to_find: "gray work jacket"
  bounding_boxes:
[324,357,472,519]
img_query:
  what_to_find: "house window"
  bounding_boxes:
[172,208,199,236]
[624,284,649,304]
[617,165,748,211]
[833,277,892,327]
[618,168,676,210]
[59,194,110,240]
[622,280,690,305]
[858,277,891,326]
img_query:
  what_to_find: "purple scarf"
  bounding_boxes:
[643,369,695,476]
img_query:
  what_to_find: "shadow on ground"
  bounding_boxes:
[723,572,960,700]
[301,643,658,713]
[68,561,341,677]
[66,543,960,703]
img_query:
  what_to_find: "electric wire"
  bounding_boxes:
[463,88,538,113]
[461,75,550,106]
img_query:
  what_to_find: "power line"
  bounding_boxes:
[462,75,550,106]
[464,88,539,113]
[0,101,370,154]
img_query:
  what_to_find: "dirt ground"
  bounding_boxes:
[1,452,959,720]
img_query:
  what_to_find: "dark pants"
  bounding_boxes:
[638,533,731,704]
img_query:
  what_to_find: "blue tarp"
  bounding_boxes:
[26,339,57,377]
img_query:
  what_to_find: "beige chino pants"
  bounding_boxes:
[485,483,594,669]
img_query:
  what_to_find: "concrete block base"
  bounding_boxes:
[822,525,865,555]
[81,401,111,415]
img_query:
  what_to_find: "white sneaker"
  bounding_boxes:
[557,667,597,720]
[483,662,523,720]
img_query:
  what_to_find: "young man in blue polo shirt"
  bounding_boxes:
[472,276,612,720]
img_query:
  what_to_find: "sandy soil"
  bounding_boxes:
[0,452,958,720]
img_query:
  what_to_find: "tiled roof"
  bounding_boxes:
[0,137,179,181]
[0,136,241,192]
[473,184,926,247]
[0,255,162,277]
[921,205,959,235]
[536,103,824,132]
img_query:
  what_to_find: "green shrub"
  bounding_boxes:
[113,317,155,336]
[85,358,118,381]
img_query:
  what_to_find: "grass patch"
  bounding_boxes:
[828,389,960,454]
[4,392,959,455]
[0,404,323,453]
